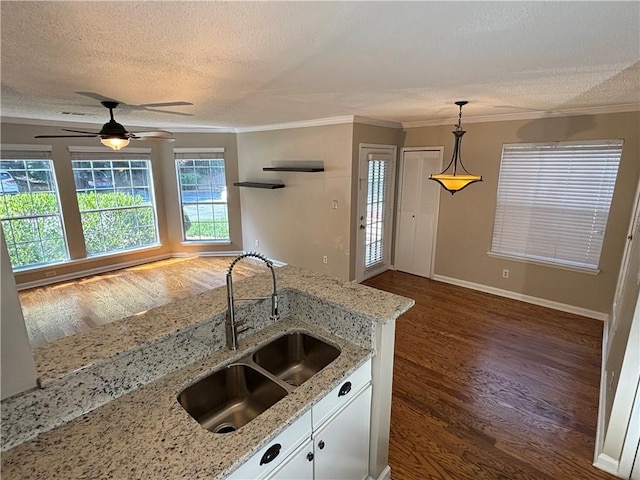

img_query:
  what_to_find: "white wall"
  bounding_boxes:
[1,228,37,399]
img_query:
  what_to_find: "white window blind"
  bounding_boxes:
[365,154,392,269]
[490,140,623,271]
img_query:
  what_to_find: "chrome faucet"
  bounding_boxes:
[225,252,279,350]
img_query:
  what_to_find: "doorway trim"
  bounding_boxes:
[394,146,443,278]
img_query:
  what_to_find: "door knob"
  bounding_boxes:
[360,225,366,229]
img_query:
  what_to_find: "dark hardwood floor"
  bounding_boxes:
[18,256,267,347]
[364,270,614,480]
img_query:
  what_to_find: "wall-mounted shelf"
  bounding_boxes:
[262,167,324,172]
[233,182,285,189]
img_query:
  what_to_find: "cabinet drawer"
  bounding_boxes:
[227,410,312,479]
[312,358,371,428]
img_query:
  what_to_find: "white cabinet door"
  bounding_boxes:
[227,411,311,479]
[313,385,372,480]
[265,438,314,479]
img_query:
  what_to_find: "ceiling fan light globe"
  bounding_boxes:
[101,137,130,150]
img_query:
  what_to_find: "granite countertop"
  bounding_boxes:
[2,318,371,479]
[2,265,414,479]
[33,265,411,385]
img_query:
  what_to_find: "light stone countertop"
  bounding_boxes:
[2,265,414,479]
[33,265,411,385]
[1,318,371,479]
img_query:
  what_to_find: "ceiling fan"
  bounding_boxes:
[35,101,176,150]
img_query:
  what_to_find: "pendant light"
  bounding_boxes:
[429,101,482,194]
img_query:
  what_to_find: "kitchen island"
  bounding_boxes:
[1,265,414,479]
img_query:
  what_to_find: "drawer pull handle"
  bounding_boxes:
[307,452,314,462]
[260,443,281,465]
[338,381,352,397]
[318,440,325,450]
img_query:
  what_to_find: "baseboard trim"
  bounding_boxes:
[431,274,609,321]
[375,465,391,480]
[16,254,172,291]
[593,453,620,477]
[171,251,244,258]
[16,251,255,291]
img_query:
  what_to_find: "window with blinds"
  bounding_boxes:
[365,157,389,269]
[175,149,229,242]
[489,140,623,271]
[0,147,69,269]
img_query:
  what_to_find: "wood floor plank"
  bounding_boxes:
[18,256,267,347]
[364,270,615,480]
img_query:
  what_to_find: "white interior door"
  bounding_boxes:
[610,178,640,350]
[356,144,396,283]
[394,148,442,277]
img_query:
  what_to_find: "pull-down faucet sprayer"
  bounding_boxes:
[225,252,279,350]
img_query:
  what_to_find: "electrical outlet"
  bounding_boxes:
[502,269,509,278]
[332,200,338,209]
[45,270,57,278]
[323,256,328,264]
[255,239,259,247]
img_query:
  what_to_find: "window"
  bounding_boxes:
[0,148,69,269]
[175,150,229,242]
[70,148,159,256]
[490,140,623,271]
[365,158,389,268]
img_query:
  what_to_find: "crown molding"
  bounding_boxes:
[235,116,356,133]
[353,116,402,129]
[4,103,638,134]
[402,103,640,128]
[235,115,402,133]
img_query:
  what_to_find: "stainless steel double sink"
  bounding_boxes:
[177,332,340,434]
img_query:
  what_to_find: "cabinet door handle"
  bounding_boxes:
[260,443,281,465]
[338,381,352,397]
[307,452,314,462]
[318,440,325,450]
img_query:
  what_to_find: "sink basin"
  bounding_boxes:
[177,364,287,434]
[253,332,340,387]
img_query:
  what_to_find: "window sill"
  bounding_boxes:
[180,240,231,246]
[486,251,600,275]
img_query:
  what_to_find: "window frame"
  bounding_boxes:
[0,145,70,271]
[174,148,230,244]
[488,139,623,274]
[69,147,160,258]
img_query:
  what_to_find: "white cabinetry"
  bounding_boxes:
[265,438,314,479]
[226,359,372,480]
[227,411,311,480]
[313,385,372,480]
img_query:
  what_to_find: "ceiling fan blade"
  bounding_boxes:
[62,128,101,134]
[138,108,194,117]
[137,101,193,108]
[133,137,176,143]
[129,130,174,138]
[75,91,123,104]
[35,134,98,138]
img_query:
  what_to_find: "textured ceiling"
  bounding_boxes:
[1,1,639,131]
